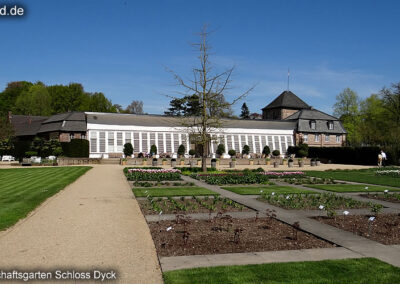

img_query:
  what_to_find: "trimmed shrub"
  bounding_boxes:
[189,149,196,156]
[262,145,270,156]
[216,144,225,156]
[288,143,309,158]
[272,150,280,157]
[177,144,185,156]
[25,151,38,157]
[61,139,89,157]
[228,149,236,157]
[150,144,157,155]
[123,143,134,157]
[242,145,250,155]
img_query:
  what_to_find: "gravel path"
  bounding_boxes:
[0,165,162,283]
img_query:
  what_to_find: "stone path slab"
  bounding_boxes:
[0,165,162,283]
[161,247,363,271]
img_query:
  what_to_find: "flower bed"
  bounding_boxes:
[191,172,270,185]
[259,171,306,179]
[126,168,182,181]
[376,170,400,178]
[314,214,400,245]
[139,195,251,215]
[360,192,400,203]
[149,217,333,257]
[259,192,369,210]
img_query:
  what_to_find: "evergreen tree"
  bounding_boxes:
[240,103,250,119]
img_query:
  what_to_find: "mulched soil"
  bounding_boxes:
[314,214,400,245]
[138,197,253,215]
[149,217,334,257]
[360,193,400,203]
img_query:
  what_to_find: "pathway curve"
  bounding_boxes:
[181,175,400,268]
[0,165,162,283]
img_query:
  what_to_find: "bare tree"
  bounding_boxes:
[168,26,254,171]
[126,100,144,114]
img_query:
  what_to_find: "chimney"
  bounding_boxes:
[7,111,12,123]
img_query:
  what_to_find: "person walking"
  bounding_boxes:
[381,150,387,167]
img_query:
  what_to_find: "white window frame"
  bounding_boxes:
[314,134,320,142]
[336,135,341,143]
[303,134,308,142]
[328,121,334,130]
[325,134,330,142]
[310,120,316,130]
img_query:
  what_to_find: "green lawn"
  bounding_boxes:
[221,185,316,195]
[306,169,400,188]
[132,186,218,197]
[163,258,400,284]
[0,166,91,231]
[305,184,399,193]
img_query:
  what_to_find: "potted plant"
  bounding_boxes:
[180,159,185,166]
[228,149,236,158]
[216,144,225,158]
[311,158,316,166]
[265,158,271,165]
[288,158,294,168]
[150,145,157,157]
[142,158,147,165]
[316,158,321,166]
[249,159,254,165]
[230,158,236,168]
[211,158,217,168]
[177,144,185,158]
[282,158,287,165]
[171,158,177,167]
[272,150,280,167]
[162,158,167,166]
[121,158,127,165]
[190,159,196,167]
[298,158,304,167]
[189,149,196,157]
[123,143,133,158]
[262,145,270,158]
[197,158,202,166]
[152,157,158,166]
[242,145,250,158]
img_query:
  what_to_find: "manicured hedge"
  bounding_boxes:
[61,139,89,158]
[308,146,380,165]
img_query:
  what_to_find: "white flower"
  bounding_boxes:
[319,205,325,210]
[368,217,375,222]
[343,211,349,215]
[384,190,389,193]
[260,190,263,193]
[271,192,275,196]
[166,226,172,231]
[286,195,290,200]
[365,187,369,190]
[159,211,163,215]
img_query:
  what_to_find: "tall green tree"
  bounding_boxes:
[0,81,33,115]
[14,84,52,116]
[333,88,361,145]
[240,103,250,119]
[87,92,116,112]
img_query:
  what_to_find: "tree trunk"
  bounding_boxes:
[202,156,207,172]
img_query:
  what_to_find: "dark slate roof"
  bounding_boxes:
[262,91,311,110]
[284,109,346,134]
[86,112,297,130]
[38,112,87,133]
[10,115,48,136]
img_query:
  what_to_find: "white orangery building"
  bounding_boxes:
[85,112,296,159]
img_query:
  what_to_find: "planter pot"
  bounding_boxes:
[162,161,167,166]
[229,161,236,168]
[180,161,185,166]
[121,161,127,166]
[171,161,176,167]
[311,161,316,166]
[273,162,279,168]
[316,161,321,166]
[190,160,196,167]
[142,160,147,166]
[197,161,202,166]
[152,160,158,166]
[282,161,287,165]
[265,161,271,165]
[211,161,217,168]
[298,161,304,167]
[288,161,293,168]
[249,160,254,166]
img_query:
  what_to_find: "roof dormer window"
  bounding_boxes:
[310,120,316,130]
[328,121,334,130]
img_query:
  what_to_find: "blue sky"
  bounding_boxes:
[1,0,399,115]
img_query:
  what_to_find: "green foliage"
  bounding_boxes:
[262,145,270,156]
[288,143,308,158]
[123,143,134,157]
[308,146,380,165]
[61,139,89,157]
[216,144,225,156]
[150,144,157,155]
[272,150,280,156]
[240,103,250,119]
[15,84,52,116]
[228,149,236,157]
[24,151,37,157]
[0,81,33,116]
[177,144,185,156]
[127,171,181,182]
[242,144,250,155]
[194,172,270,185]
[189,149,196,156]
[164,94,201,116]
[0,117,14,140]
